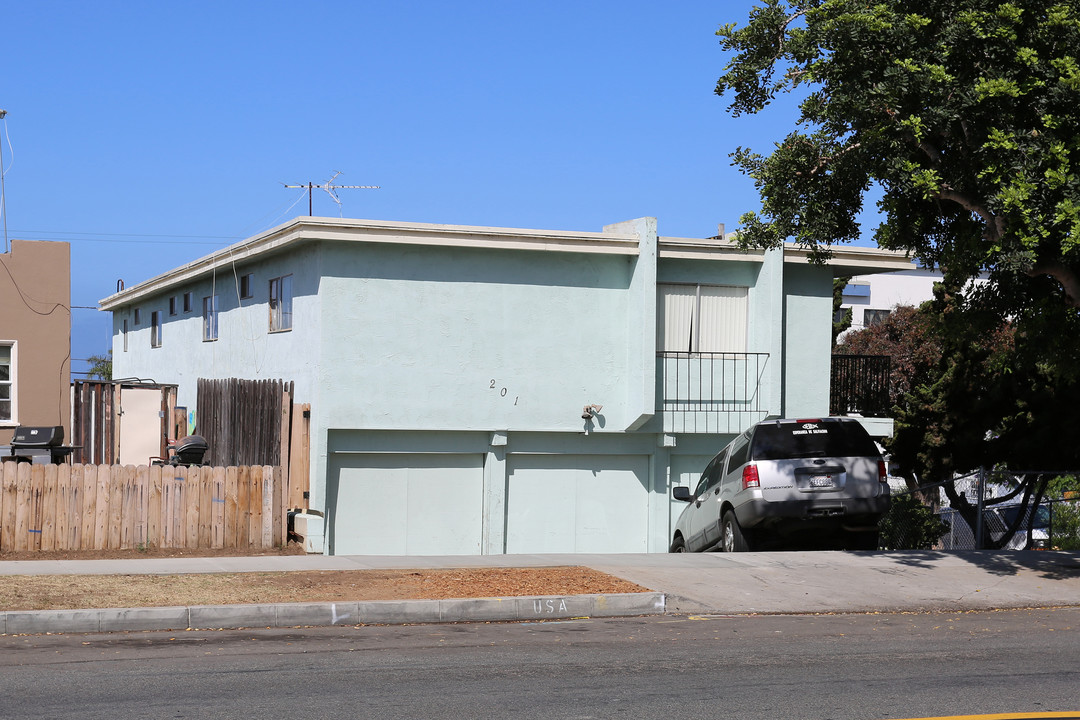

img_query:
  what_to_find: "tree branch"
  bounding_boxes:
[1028,260,1080,308]
[796,142,862,177]
[775,10,806,57]
[938,187,1005,241]
[918,141,942,164]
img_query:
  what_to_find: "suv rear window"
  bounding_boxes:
[750,421,879,460]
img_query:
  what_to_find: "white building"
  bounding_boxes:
[840,263,938,331]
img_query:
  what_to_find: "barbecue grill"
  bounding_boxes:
[4,425,78,464]
[170,434,209,466]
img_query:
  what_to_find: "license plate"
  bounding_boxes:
[809,474,833,488]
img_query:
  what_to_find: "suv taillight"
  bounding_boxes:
[878,459,888,483]
[743,464,760,490]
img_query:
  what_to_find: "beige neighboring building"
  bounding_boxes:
[0,239,71,445]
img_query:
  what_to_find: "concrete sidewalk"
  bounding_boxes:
[2,550,1079,634]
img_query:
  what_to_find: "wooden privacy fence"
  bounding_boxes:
[0,462,285,554]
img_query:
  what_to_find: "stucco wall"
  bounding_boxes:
[111,242,324,415]
[782,263,834,418]
[0,239,71,444]
[317,241,636,432]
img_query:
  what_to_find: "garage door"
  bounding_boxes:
[329,453,484,555]
[506,454,650,553]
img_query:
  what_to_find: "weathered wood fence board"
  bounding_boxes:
[0,462,284,553]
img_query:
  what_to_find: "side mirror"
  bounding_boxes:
[672,486,692,502]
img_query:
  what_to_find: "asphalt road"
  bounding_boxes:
[2,608,1078,720]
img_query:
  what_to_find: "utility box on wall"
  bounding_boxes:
[292,511,325,554]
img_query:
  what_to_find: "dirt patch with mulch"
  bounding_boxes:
[0,546,649,612]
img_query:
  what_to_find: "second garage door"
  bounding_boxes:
[329,453,484,556]
[505,454,650,553]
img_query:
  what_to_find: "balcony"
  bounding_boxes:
[657,352,770,434]
[830,354,891,418]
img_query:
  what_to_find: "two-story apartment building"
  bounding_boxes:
[99,216,911,555]
[0,239,71,445]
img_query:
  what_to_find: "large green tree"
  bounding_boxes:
[837,282,1080,548]
[717,1,1080,309]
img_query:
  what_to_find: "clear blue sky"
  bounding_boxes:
[1,1,837,375]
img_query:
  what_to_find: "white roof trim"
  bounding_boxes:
[99,217,641,309]
[99,217,917,309]
[659,236,766,261]
[659,235,914,275]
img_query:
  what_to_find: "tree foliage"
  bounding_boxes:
[831,278,852,345]
[886,278,1080,483]
[835,276,1080,543]
[717,1,1080,310]
[834,303,941,401]
[85,350,112,381]
[877,493,950,550]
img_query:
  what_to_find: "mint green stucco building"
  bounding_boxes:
[100,216,910,555]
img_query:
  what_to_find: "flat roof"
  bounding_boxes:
[99,217,915,308]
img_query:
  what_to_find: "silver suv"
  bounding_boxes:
[670,417,890,552]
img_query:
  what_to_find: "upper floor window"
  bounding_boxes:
[863,309,891,327]
[657,284,748,353]
[240,273,254,300]
[122,319,129,352]
[151,311,162,348]
[203,295,218,341]
[183,292,193,313]
[0,343,14,423]
[169,296,177,316]
[133,308,141,326]
[269,275,293,332]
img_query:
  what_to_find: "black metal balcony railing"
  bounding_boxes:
[830,354,891,418]
[657,352,770,433]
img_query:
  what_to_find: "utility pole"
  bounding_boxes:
[0,108,8,253]
[283,171,379,216]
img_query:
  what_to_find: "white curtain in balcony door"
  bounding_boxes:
[657,285,697,352]
[697,285,747,352]
[658,284,747,352]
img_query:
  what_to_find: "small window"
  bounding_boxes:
[864,309,891,326]
[0,343,14,423]
[240,273,254,299]
[169,296,177,316]
[151,311,162,348]
[133,308,141,326]
[269,274,293,332]
[122,319,129,352]
[183,292,193,313]
[203,295,218,341]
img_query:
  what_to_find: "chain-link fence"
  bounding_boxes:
[878,469,1080,551]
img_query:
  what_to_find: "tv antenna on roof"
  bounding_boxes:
[283,171,379,217]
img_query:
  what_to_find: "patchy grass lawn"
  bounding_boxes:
[0,566,649,612]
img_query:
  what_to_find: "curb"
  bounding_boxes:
[0,592,667,635]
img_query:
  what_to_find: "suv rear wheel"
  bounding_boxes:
[722,510,752,552]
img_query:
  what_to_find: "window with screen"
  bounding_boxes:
[269,275,293,332]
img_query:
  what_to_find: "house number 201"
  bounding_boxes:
[490,380,519,404]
